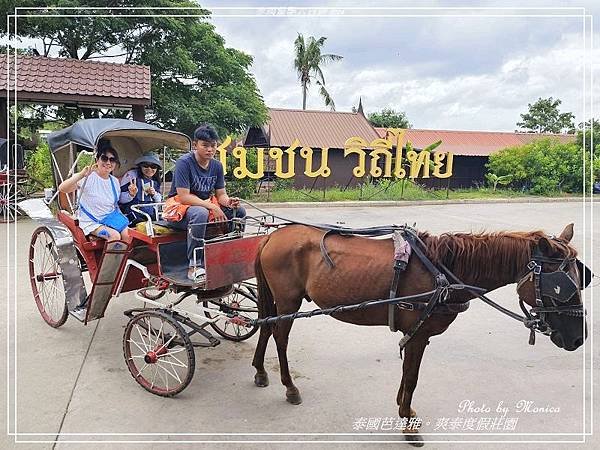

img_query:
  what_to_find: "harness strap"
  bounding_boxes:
[320,230,337,269]
[388,231,410,332]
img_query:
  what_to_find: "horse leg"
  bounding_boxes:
[272,319,302,405]
[397,336,430,447]
[252,324,272,387]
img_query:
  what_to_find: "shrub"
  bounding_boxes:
[25,142,53,189]
[487,138,590,194]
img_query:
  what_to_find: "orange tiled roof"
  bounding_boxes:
[0,55,151,103]
[374,127,576,156]
[266,108,381,149]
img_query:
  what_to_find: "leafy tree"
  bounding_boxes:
[516,97,575,134]
[367,108,411,128]
[1,1,268,137]
[294,34,342,111]
[487,138,590,194]
[575,119,600,155]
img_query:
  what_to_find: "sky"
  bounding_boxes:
[202,1,598,132]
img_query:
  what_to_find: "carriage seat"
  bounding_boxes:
[57,210,106,251]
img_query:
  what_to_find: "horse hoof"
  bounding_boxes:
[254,372,269,387]
[404,433,424,447]
[286,390,303,405]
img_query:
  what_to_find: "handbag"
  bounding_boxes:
[79,175,129,232]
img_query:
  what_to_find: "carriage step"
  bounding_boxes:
[69,306,87,323]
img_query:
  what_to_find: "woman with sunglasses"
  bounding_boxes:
[119,153,163,224]
[58,140,131,242]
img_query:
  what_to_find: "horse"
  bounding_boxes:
[251,223,587,445]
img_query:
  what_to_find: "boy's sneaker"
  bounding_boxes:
[187,267,206,283]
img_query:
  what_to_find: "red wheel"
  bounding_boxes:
[202,285,259,341]
[123,311,195,397]
[29,227,68,327]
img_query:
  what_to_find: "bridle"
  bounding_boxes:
[516,243,586,345]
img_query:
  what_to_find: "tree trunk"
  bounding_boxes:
[302,82,307,110]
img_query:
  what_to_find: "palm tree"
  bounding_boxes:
[294,34,343,111]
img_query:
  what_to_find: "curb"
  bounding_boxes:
[248,197,598,209]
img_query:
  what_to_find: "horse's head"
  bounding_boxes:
[516,224,588,351]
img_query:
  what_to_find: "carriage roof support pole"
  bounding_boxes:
[50,150,74,212]
[162,145,166,197]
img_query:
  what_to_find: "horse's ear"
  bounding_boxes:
[538,237,553,255]
[558,223,574,243]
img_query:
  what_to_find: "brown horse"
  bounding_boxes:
[251,223,586,445]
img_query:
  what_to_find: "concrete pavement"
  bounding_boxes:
[1,200,598,448]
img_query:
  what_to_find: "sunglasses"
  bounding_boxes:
[141,164,159,170]
[99,154,118,163]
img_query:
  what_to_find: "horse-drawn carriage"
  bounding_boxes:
[19,119,269,396]
[19,118,593,444]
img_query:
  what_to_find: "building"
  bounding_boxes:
[243,107,380,188]
[375,128,576,188]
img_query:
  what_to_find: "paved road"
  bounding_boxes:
[1,201,597,448]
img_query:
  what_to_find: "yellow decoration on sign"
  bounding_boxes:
[269,139,298,179]
[344,137,368,177]
[433,152,454,178]
[300,146,331,177]
[407,148,431,179]
[221,129,453,180]
[217,136,230,172]
[232,146,264,179]
[369,138,394,177]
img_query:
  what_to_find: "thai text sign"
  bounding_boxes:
[216,129,453,179]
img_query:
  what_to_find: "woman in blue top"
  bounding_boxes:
[119,153,163,224]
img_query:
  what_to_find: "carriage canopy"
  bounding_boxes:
[47,118,191,182]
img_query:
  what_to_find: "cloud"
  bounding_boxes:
[210,7,596,131]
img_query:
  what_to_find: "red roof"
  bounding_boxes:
[0,55,151,104]
[267,108,381,149]
[375,128,576,156]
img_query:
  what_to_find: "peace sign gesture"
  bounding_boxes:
[128,178,138,196]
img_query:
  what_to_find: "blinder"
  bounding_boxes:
[539,270,578,303]
[576,258,593,290]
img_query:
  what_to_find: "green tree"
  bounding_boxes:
[487,138,589,194]
[367,108,411,128]
[516,97,575,134]
[294,34,342,111]
[575,119,600,154]
[1,1,268,137]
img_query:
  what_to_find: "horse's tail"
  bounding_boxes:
[255,236,277,320]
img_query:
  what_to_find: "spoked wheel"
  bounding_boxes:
[123,310,195,397]
[0,182,21,223]
[29,227,68,327]
[202,285,259,342]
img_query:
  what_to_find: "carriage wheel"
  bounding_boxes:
[0,182,20,223]
[29,227,68,327]
[123,310,195,397]
[202,286,260,342]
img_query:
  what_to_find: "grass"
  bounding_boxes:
[247,180,570,203]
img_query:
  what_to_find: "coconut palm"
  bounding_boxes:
[294,34,343,111]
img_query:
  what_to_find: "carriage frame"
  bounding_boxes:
[20,118,270,396]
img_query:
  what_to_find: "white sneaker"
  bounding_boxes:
[187,267,206,282]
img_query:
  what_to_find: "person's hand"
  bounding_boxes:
[210,204,227,222]
[78,164,95,179]
[147,186,156,196]
[228,197,240,208]
[128,178,138,196]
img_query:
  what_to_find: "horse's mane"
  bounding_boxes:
[418,230,577,282]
